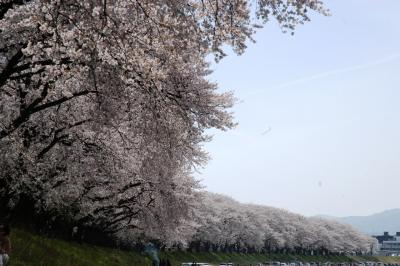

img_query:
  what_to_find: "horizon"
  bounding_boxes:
[207,190,400,218]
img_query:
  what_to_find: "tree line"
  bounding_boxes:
[0,0,372,255]
[186,192,376,255]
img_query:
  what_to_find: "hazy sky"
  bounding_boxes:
[196,0,400,217]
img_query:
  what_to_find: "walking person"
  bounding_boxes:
[0,224,11,266]
[144,242,159,266]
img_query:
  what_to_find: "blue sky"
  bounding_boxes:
[197,0,400,217]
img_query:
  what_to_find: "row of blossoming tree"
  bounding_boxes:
[0,0,372,253]
[187,192,377,255]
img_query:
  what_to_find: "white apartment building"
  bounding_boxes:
[378,233,400,256]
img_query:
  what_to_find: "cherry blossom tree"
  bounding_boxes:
[0,0,328,243]
[191,192,377,254]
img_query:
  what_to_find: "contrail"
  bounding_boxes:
[245,53,400,96]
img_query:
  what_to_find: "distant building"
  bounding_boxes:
[374,232,396,244]
[374,232,400,256]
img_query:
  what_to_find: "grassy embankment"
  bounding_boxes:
[7,228,400,266]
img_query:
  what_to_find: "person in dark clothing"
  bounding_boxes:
[0,224,11,266]
[143,242,159,266]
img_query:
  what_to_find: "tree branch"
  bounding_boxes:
[0,89,97,140]
[0,49,24,88]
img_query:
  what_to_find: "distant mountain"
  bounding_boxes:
[315,209,400,236]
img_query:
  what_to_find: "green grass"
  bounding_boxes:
[9,228,152,266]
[350,255,400,264]
[160,251,355,265]
[7,228,400,266]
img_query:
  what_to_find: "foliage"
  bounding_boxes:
[189,192,377,254]
[0,0,328,244]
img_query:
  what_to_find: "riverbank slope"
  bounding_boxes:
[7,228,400,266]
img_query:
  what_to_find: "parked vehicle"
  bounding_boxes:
[181,263,212,266]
